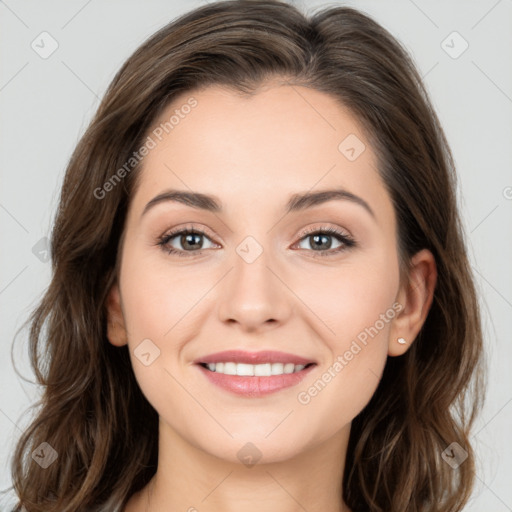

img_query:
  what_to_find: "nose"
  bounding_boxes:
[217,243,292,333]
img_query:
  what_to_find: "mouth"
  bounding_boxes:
[198,361,315,376]
[194,350,317,397]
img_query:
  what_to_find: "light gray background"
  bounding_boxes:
[1,0,511,509]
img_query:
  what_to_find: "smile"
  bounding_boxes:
[194,350,317,397]
[200,362,311,376]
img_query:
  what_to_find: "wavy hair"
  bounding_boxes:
[8,1,484,510]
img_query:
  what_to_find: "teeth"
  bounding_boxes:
[237,363,254,376]
[224,362,237,375]
[203,362,308,376]
[283,363,295,374]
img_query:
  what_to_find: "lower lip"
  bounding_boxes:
[197,364,316,397]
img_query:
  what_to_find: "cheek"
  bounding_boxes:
[120,242,208,343]
[118,244,222,413]
[291,248,400,347]
[292,249,399,429]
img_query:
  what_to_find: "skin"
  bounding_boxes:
[106,81,437,512]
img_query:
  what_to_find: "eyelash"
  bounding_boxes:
[156,225,356,258]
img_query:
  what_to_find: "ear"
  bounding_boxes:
[388,249,437,356]
[106,282,128,347]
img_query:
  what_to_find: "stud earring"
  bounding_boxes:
[397,337,407,345]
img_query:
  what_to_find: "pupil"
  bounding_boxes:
[183,233,202,250]
[312,234,331,250]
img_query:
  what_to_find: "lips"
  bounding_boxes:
[194,350,316,366]
[194,350,317,397]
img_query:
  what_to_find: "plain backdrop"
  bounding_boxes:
[1,0,511,509]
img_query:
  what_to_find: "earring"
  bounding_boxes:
[397,337,407,345]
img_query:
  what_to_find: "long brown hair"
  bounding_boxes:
[8,1,485,510]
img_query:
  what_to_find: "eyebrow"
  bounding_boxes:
[141,187,375,218]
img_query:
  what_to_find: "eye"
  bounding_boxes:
[156,224,356,258]
[156,226,218,257]
[293,226,356,257]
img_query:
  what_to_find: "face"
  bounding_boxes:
[108,82,405,464]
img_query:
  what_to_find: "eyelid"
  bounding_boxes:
[160,223,218,242]
[296,224,353,240]
[159,223,351,244]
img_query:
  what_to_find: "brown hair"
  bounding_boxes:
[8,1,485,510]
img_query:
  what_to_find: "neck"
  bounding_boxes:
[126,419,352,512]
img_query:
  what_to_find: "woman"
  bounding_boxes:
[10,1,484,510]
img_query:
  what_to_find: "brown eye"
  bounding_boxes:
[158,228,218,256]
[295,227,356,257]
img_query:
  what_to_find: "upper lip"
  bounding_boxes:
[195,350,316,366]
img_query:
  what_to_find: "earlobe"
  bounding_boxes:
[388,249,437,356]
[106,282,128,347]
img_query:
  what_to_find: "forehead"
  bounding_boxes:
[128,83,390,221]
